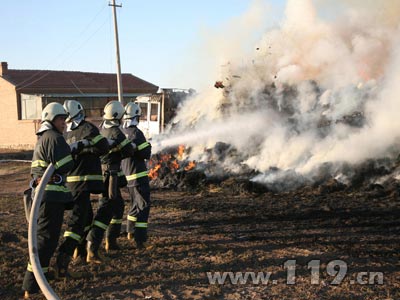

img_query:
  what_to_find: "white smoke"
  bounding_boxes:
[158,0,400,188]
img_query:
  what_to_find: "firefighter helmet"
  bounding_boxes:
[124,102,142,119]
[103,100,125,120]
[63,100,84,122]
[41,102,67,122]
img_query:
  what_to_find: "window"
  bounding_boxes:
[150,103,158,121]
[139,103,148,121]
[21,94,41,120]
[41,97,109,119]
[78,98,108,119]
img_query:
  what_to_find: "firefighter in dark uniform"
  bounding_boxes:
[55,100,109,276]
[23,103,74,298]
[86,101,135,263]
[122,102,152,249]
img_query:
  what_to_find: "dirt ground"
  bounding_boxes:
[0,158,399,299]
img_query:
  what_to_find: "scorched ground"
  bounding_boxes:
[0,153,399,299]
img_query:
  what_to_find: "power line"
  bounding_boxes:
[16,4,108,90]
[17,17,109,91]
[70,80,85,95]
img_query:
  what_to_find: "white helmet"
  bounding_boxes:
[63,100,84,122]
[41,102,67,122]
[103,100,125,120]
[124,102,142,119]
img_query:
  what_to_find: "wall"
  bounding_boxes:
[0,78,38,149]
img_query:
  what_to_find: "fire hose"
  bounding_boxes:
[26,138,129,299]
[26,139,103,299]
[28,163,61,300]
[3,139,95,299]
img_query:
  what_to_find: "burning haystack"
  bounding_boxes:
[149,0,400,194]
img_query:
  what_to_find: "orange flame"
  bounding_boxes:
[149,154,171,180]
[161,154,172,161]
[149,145,194,180]
[148,164,161,179]
[178,145,185,160]
[170,159,180,170]
[184,161,196,171]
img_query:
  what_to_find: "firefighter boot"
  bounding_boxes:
[134,229,149,250]
[136,241,146,250]
[72,242,87,261]
[55,252,85,279]
[86,241,103,264]
[105,238,120,253]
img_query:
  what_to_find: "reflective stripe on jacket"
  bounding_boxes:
[31,127,74,203]
[101,126,135,188]
[122,126,151,187]
[65,121,109,193]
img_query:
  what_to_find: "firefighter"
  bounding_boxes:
[22,103,74,298]
[122,102,152,249]
[86,100,135,263]
[54,100,109,277]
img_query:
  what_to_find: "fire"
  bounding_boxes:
[148,164,161,179]
[178,145,185,160]
[148,154,171,179]
[184,161,196,171]
[148,145,196,180]
[170,159,180,170]
[161,154,172,161]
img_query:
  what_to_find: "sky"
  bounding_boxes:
[1,0,286,91]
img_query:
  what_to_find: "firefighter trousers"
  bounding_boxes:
[22,201,65,293]
[106,191,125,241]
[127,184,151,243]
[86,189,124,247]
[58,190,92,256]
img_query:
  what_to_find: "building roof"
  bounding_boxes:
[1,68,158,94]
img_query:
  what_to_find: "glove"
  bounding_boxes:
[80,139,91,147]
[107,138,116,147]
[69,139,90,155]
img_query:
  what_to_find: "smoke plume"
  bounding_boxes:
[156,0,400,189]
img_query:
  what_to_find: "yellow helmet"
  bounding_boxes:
[41,102,67,122]
[103,101,125,120]
[124,102,142,119]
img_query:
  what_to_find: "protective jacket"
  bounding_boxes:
[31,126,74,203]
[101,126,135,187]
[65,120,109,193]
[122,126,151,187]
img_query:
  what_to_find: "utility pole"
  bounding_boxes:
[109,0,124,104]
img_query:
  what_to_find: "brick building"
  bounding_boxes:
[0,62,158,148]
